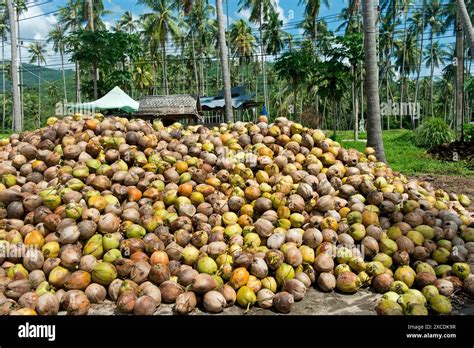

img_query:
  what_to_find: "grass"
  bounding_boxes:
[334,130,472,177]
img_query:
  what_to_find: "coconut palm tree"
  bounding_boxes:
[139,0,181,95]
[48,24,68,103]
[410,1,426,119]
[300,17,331,51]
[27,41,46,128]
[362,0,386,163]
[230,19,256,84]
[425,0,445,117]
[81,0,109,30]
[239,0,276,113]
[337,1,363,35]
[133,59,154,97]
[216,0,233,122]
[298,0,329,47]
[58,0,82,102]
[190,0,217,96]
[424,41,448,117]
[398,0,412,110]
[120,11,138,34]
[261,9,292,57]
[456,0,474,58]
[394,32,420,122]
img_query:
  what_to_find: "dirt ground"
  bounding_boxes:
[70,175,474,316]
[413,175,474,211]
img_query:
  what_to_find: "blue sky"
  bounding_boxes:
[13,0,466,77]
[16,0,344,69]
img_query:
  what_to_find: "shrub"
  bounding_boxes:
[463,123,474,142]
[414,118,455,148]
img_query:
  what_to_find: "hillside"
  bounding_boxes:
[0,61,75,92]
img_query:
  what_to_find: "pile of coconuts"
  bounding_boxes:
[0,114,472,316]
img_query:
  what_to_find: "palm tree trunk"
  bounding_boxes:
[92,61,98,99]
[332,95,337,137]
[400,11,408,115]
[362,0,386,163]
[293,80,297,120]
[199,54,204,96]
[259,2,269,115]
[414,0,426,122]
[430,32,434,117]
[352,66,359,140]
[75,61,80,103]
[61,50,67,103]
[190,22,200,98]
[1,35,5,133]
[456,0,474,58]
[38,62,41,127]
[216,0,233,122]
[162,41,169,95]
[455,12,464,138]
[151,59,157,95]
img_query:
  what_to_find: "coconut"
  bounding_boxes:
[415,272,437,288]
[282,279,306,301]
[203,290,226,313]
[430,294,452,314]
[140,283,162,305]
[336,272,361,293]
[317,272,336,292]
[372,273,394,294]
[18,292,39,309]
[272,291,294,313]
[116,291,137,314]
[159,281,183,303]
[134,295,156,315]
[36,293,59,315]
[130,261,151,284]
[375,299,403,315]
[434,279,455,296]
[191,274,216,294]
[219,284,236,307]
[64,270,91,290]
[314,253,334,273]
[85,284,107,303]
[175,292,197,315]
[62,290,90,315]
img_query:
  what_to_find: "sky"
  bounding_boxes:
[4,0,467,78]
[11,0,346,70]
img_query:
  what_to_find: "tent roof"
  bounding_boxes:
[76,87,139,113]
[200,85,256,110]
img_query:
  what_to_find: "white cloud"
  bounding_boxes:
[104,21,113,30]
[275,0,288,24]
[237,8,251,22]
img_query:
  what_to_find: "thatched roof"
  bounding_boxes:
[134,95,201,120]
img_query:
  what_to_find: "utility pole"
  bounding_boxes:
[6,0,21,133]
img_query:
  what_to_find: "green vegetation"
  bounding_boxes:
[337,130,472,177]
[414,118,455,148]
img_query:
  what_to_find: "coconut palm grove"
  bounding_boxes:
[0,0,472,321]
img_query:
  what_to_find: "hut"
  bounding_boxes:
[134,94,202,125]
[200,86,258,124]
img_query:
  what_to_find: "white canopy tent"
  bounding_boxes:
[75,86,139,113]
